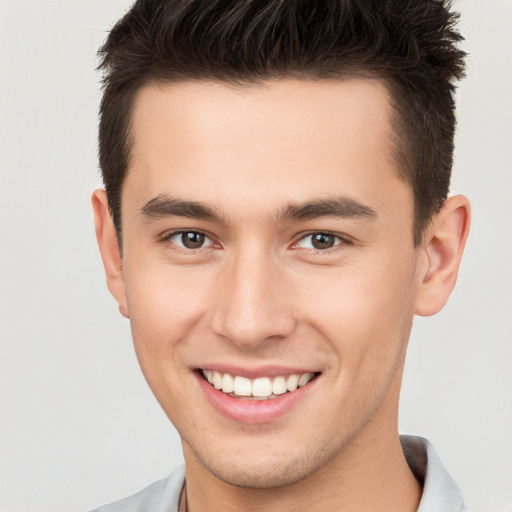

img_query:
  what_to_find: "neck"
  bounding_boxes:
[182,429,421,512]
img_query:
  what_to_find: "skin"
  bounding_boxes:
[93,79,470,512]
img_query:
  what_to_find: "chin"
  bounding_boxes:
[206,459,320,489]
[187,437,338,489]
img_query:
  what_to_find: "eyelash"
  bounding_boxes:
[159,230,217,252]
[292,232,351,253]
[159,230,351,253]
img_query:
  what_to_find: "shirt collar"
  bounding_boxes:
[401,435,467,512]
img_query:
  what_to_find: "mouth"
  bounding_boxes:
[196,367,321,424]
[200,369,319,401]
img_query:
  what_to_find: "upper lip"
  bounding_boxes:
[197,364,320,379]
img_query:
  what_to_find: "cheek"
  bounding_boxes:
[122,264,218,422]
[123,262,214,361]
[299,254,418,368]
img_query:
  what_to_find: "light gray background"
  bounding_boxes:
[0,1,510,511]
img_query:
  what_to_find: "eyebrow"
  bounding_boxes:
[140,195,225,223]
[275,197,378,223]
[140,194,378,224]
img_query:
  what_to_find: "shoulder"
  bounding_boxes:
[90,465,185,512]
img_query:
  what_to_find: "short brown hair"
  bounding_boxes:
[97,0,465,245]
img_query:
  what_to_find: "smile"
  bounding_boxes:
[202,370,316,400]
[197,368,320,423]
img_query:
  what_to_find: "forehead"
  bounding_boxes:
[125,78,410,222]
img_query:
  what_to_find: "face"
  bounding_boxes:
[112,79,425,488]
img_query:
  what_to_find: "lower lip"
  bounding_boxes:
[196,372,318,424]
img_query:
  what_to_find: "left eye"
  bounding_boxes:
[296,233,343,250]
[168,231,214,249]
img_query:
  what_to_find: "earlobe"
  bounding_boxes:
[91,189,129,318]
[414,195,471,316]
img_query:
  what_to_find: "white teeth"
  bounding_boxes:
[286,374,299,392]
[202,370,316,398]
[204,370,214,384]
[252,377,273,397]
[212,371,223,389]
[233,376,252,396]
[221,373,234,393]
[298,372,314,387]
[272,376,287,395]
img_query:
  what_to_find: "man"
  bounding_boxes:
[91,0,470,510]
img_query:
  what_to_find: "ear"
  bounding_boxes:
[414,195,471,316]
[92,189,129,318]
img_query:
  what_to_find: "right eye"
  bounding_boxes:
[166,231,215,250]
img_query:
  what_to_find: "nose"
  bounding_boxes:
[210,248,296,349]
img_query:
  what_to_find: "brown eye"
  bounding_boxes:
[181,232,205,249]
[168,231,213,249]
[296,232,343,250]
[311,233,336,249]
